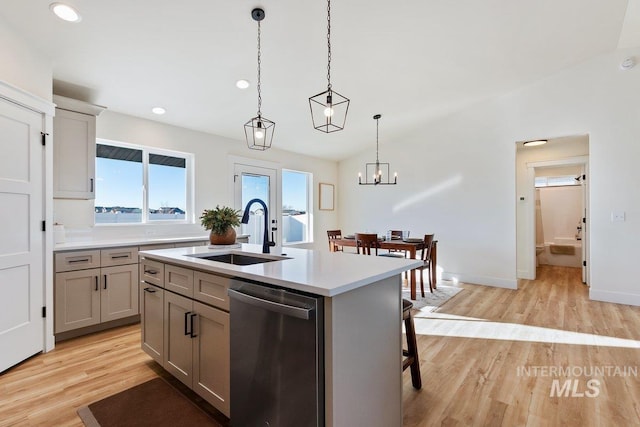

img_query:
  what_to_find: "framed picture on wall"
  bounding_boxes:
[319,183,334,211]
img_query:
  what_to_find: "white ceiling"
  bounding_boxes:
[0,0,634,160]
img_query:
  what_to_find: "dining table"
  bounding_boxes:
[330,236,438,300]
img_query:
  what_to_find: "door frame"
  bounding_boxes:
[0,81,55,354]
[524,156,589,283]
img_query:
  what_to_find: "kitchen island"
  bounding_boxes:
[139,244,421,426]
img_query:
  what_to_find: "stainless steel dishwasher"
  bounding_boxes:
[228,279,324,427]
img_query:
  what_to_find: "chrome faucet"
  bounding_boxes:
[241,198,275,253]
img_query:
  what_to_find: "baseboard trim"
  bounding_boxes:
[589,289,640,307]
[441,272,517,289]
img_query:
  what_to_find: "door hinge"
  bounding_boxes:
[583,260,587,267]
[582,174,586,180]
[41,220,46,231]
[42,306,46,318]
[41,132,48,146]
[233,174,238,183]
[582,217,586,224]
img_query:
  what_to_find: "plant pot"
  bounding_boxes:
[210,228,237,245]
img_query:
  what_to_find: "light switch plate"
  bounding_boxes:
[611,211,625,222]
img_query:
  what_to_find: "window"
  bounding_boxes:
[95,140,192,224]
[535,175,580,188]
[282,169,312,244]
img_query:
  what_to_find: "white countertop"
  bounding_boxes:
[54,235,211,251]
[139,244,422,297]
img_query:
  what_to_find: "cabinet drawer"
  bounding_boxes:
[165,264,194,297]
[174,240,208,248]
[55,250,101,272]
[194,271,231,311]
[101,247,138,267]
[140,258,165,287]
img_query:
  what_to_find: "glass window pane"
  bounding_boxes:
[95,145,143,224]
[148,154,187,221]
[241,174,270,245]
[282,170,310,244]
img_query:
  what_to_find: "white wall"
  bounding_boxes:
[338,48,640,305]
[54,111,338,250]
[0,15,52,100]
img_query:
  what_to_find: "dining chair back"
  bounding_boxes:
[417,234,435,295]
[327,229,343,252]
[355,233,379,255]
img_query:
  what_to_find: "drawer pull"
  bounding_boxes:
[144,287,157,293]
[111,254,130,259]
[69,258,90,263]
[144,269,158,275]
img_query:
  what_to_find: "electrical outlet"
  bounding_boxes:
[611,211,625,222]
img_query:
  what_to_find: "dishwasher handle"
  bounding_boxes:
[228,288,312,320]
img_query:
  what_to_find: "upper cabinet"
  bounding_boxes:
[53,95,106,199]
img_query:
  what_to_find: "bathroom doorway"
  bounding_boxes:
[515,136,589,284]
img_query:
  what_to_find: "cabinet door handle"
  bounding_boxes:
[144,287,156,293]
[95,276,98,291]
[90,178,94,193]
[69,258,90,263]
[103,275,107,289]
[190,313,197,338]
[184,311,192,336]
[144,269,158,275]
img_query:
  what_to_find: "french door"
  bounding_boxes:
[233,163,278,246]
[0,96,44,372]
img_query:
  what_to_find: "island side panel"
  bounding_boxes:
[324,275,402,427]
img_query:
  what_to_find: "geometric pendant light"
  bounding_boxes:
[244,8,275,150]
[308,0,350,133]
[359,114,397,185]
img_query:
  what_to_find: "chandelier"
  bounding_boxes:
[359,114,397,185]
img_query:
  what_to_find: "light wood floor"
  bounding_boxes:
[1,265,639,426]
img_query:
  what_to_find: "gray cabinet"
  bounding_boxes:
[54,247,139,335]
[52,95,105,200]
[141,258,230,417]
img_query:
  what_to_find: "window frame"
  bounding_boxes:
[95,138,194,226]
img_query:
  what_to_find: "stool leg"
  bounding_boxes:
[404,312,422,389]
[419,269,425,298]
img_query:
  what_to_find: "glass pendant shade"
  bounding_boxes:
[244,115,275,151]
[309,88,350,133]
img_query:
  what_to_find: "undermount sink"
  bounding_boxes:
[188,252,289,266]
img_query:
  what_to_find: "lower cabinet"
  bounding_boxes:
[140,283,164,364]
[144,281,230,417]
[55,264,139,333]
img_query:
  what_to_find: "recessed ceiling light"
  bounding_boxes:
[620,57,636,70]
[236,79,250,89]
[523,139,548,147]
[151,107,166,115]
[50,3,81,23]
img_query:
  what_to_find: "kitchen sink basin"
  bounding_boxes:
[189,252,288,266]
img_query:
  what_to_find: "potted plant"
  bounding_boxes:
[200,205,242,245]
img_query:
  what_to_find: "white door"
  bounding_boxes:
[233,164,278,246]
[0,97,44,372]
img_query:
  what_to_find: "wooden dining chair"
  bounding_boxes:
[355,233,379,255]
[327,229,343,252]
[416,234,435,296]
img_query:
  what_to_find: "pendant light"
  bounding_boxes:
[244,8,275,150]
[308,0,350,133]
[359,114,397,185]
